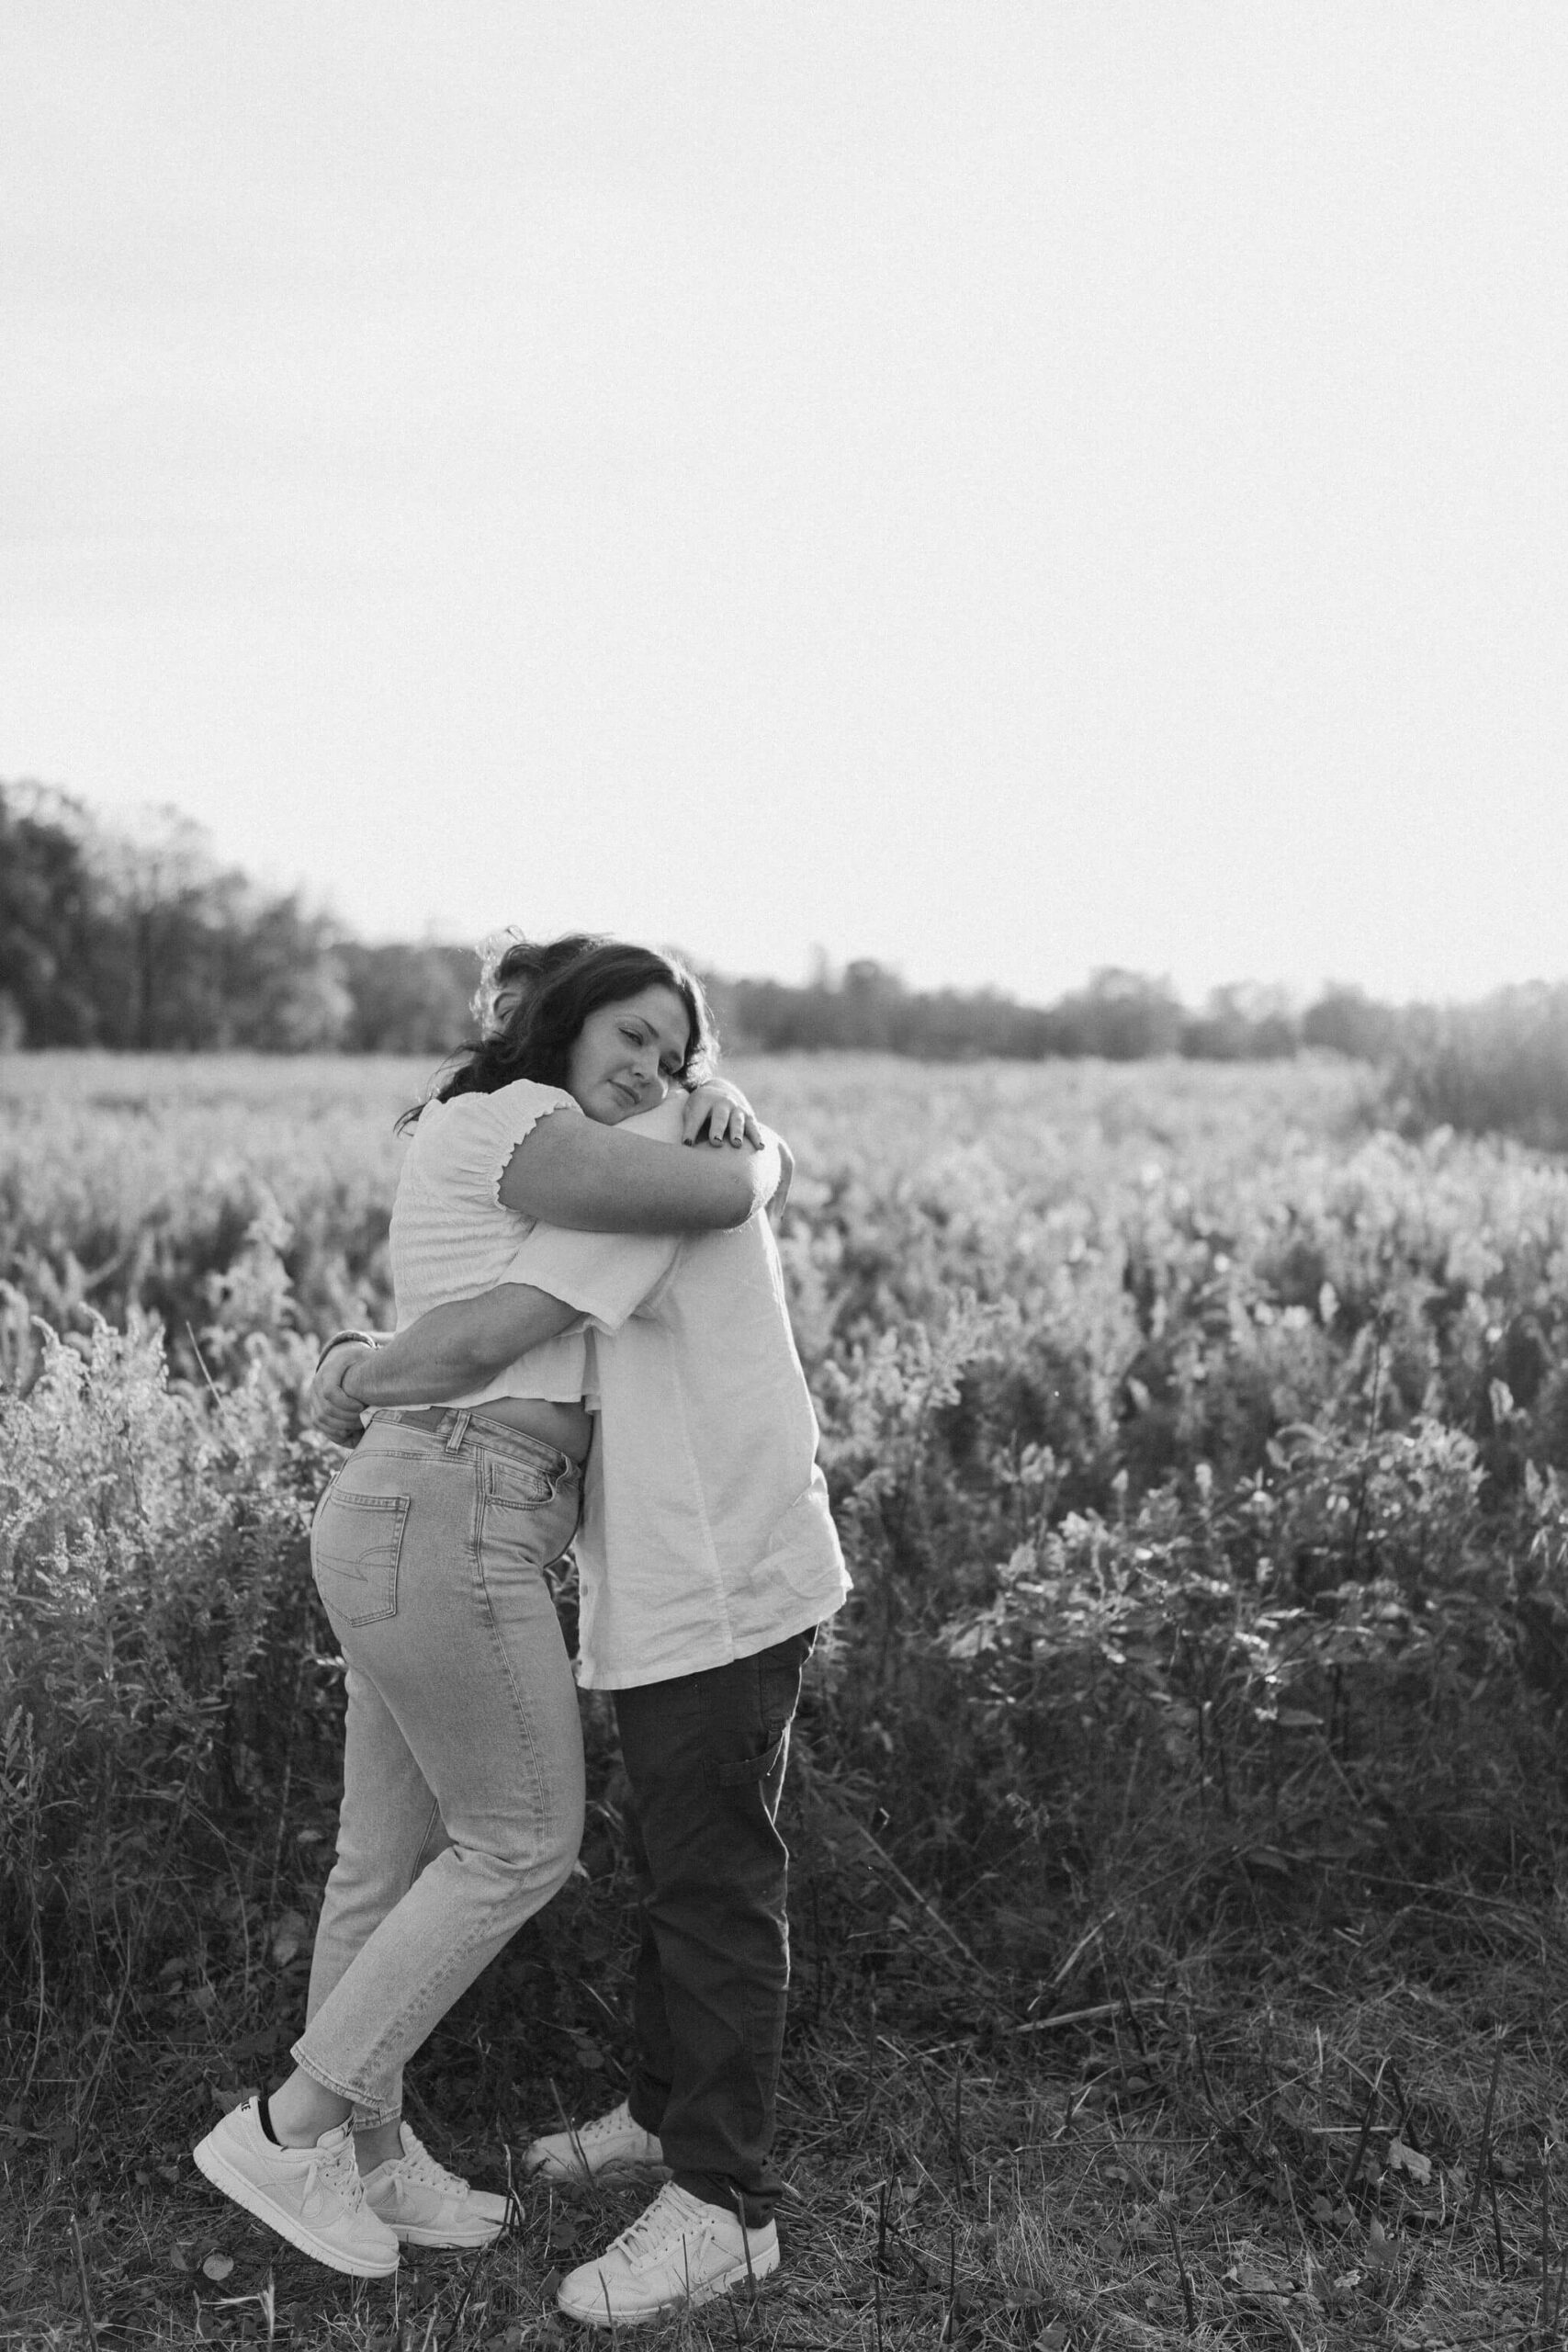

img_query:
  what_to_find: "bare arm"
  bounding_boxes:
[310,1284,579,1442]
[500,1108,782,1233]
[347,1286,578,1405]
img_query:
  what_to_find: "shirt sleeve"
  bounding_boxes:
[501,1220,680,1334]
[423,1080,583,1209]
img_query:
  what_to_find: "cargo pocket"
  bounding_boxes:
[312,1488,410,1626]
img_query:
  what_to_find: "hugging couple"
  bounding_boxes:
[192,933,848,2329]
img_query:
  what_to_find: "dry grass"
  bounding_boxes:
[7,1054,1568,2347]
[6,1875,1568,2352]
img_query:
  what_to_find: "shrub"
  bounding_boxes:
[1390,983,1568,1151]
[5,1053,1568,2121]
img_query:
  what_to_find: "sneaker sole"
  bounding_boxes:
[558,2242,780,2327]
[386,2217,508,2248]
[193,2135,400,2278]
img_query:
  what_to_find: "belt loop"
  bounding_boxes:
[445,1409,472,1453]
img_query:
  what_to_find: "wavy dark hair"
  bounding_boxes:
[400,934,716,1130]
[473,930,602,1039]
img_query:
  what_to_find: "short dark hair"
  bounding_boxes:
[402,934,716,1129]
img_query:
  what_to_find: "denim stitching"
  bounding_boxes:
[472,1456,575,1842]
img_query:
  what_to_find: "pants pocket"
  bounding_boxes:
[312,1488,411,1625]
[712,1730,787,1790]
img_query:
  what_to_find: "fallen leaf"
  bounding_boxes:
[1309,2194,1335,2223]
[270,1909,308,1966]
[1364,2220,1397,2273]
[1227,2260,1292,2295]
[202,2253,235,2281]
[1387,2137,1432,2184]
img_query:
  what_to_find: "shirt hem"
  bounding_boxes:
[574,1589,846,1690]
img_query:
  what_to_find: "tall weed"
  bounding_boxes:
[3,1053,1568,2118]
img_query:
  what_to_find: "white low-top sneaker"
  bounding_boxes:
[360,2124,512,2248]
[193,2100,400,2278]
[557,2182,779,2327]
[525,2098,667,2183]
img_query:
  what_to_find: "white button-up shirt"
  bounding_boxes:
[500,1096,849,1689]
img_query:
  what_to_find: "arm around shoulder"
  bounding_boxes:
[500,1113,778,1233]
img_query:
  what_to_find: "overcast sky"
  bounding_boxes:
[4,4,1564,1004]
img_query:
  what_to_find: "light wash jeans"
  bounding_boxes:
[295,1408,585,2128]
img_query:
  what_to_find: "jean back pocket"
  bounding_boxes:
[312,1488,410,1626]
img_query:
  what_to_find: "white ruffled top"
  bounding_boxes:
[388,1078,589,1408]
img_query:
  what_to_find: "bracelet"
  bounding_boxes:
[313,1329,381,1378]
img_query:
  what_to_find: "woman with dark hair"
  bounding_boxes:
[194,938,775,2278]
[304,956,847,2327]
[434,933,739,1125]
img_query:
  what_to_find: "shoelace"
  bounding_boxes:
[576,2102,637,2149]
[607,2186,708,2263]
[393,2132,468,2199]
[300,2134,365,2220]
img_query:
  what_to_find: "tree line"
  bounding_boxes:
[6,781,1567,1146]
[0,782,474,1053]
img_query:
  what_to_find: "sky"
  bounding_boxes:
[3,3,1565,1007]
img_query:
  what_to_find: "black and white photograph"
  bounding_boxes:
[4,6,1567,2345]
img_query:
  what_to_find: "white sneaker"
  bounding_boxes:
[525,2098,667,2183]
[360,2124,512,2248]
[193,2099,400,2278]
[556,2182,779,2327]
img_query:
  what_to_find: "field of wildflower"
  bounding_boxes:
[6,1047,1568,2351]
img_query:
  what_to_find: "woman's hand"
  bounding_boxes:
[310,1340,373,1445]
[682,1078,762,1150]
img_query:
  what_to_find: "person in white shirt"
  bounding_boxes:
[310,1012,849,2324]
[194,939,776,2284]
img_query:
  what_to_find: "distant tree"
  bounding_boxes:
[1043,968,1184,1059]
[1,795,355,1052]
[1391,983,1568,1151]
[840,959,904,1049]
[338,942,479,1055]
[1182,983,1299,1061]
[0,782,101,1044]
[217,893,353,1050]
[1301,984,1401,1061]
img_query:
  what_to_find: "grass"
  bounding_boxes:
[7,1051,1568,2347]
[6,1771,1568,2352]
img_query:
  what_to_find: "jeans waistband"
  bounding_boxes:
[369,1406,580,1482]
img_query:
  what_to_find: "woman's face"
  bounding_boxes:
[566,984,693,1125]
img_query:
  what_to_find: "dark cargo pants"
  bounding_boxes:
[612,1627,816,2230]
